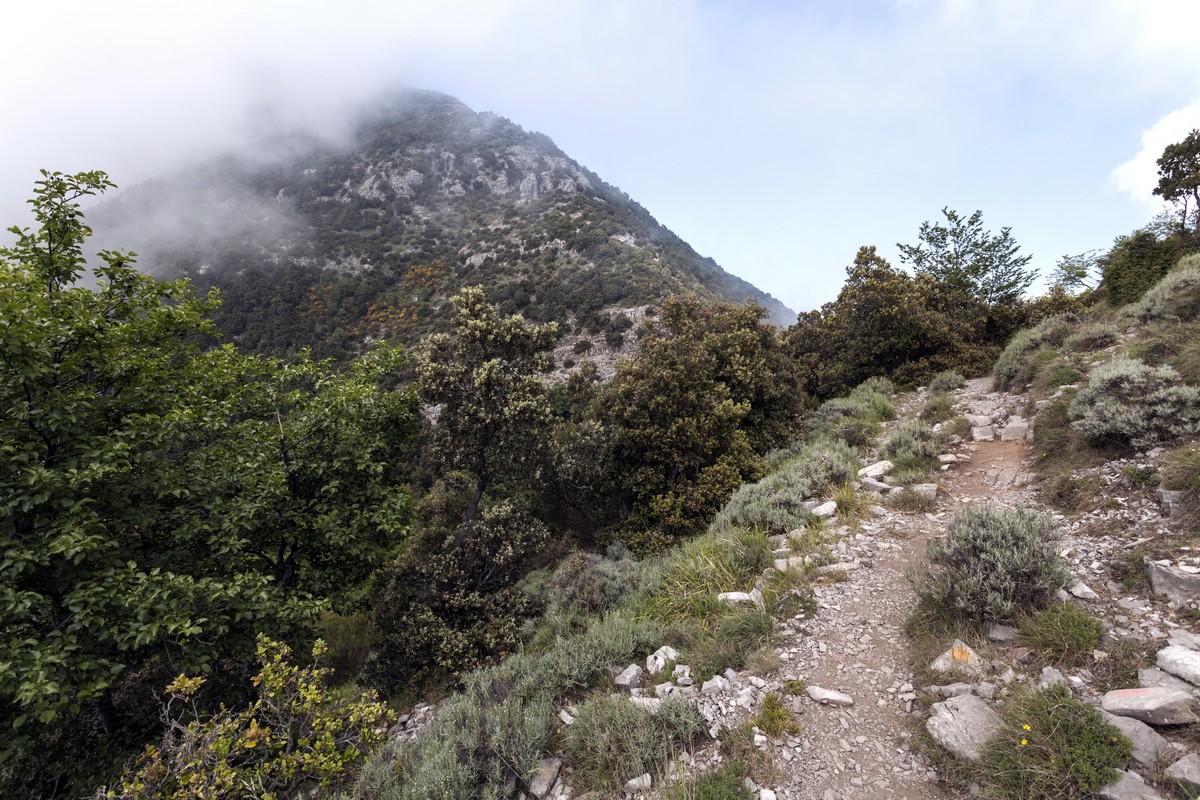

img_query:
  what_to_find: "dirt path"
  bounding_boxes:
[746,377,1037,800]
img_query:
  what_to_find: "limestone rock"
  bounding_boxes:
[717,589,764,609]
[702,676,730,694]
[811,500,838,518]
[966,414,993,427]
[986,623,1019,643]
[623,773,652,794]
[1168,628,1200,651]
[931,639,985,677]
[1068,579,1100,601]
[911,483,938,500]
[1147,560,1200,605]
[1157,488,1189,519]
[806,686,854,707]
[861,476,892,493]
[858,460,893,479]
[646,645,679,675]
[1038,666,1066,689]
[1138,667,1196,694]
[1157,645,1200,687]
[615,664,644,690]
[1096,770,1165,800]
[1100,710,1173,770]
[529,758,561,799]
[971,425,995,442]
[1000,421,1030,441]
[1164,754,1200,793]
[925,694,1002,762]
[1101,687,1200,726]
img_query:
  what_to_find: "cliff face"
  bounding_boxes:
[92,89,793,359]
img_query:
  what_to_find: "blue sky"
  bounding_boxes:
[3,0,1198,313]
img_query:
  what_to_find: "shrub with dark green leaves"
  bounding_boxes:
[367,500,550,692]
[918,507,1069,624]
[666,764,753,800]
[977,685,1131,800]
[928,370,966,393]
[713,439,860,534]
[1068,357,1200,448]
[563,694,707,792]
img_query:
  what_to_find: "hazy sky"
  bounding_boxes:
[3,0,1199,313]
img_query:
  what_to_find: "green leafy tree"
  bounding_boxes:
[0,172,415,793]
[786,247,992,399]
[599,296,800,549]
[1051,250,1102,293]
[414,286,557,521]
[1154,128,1200,233]
[897,207,1037,307]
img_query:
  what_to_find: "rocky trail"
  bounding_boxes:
[670,377,1041,800]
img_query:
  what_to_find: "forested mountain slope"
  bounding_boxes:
[91,89,792,358]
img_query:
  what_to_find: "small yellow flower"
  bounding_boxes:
[1022,724,1031,731]
[1020,739,1028,746]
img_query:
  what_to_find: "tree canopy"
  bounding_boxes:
[1154,128,1200,234]
[897,207,1036,307]
[0,172,415,793]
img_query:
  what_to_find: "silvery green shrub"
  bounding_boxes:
[920,507,1068,624]
[928,370,966,393]
[714,439,860,534]
[1069,357,1200,448]
[1135,260,1200,323]
[992,314,1077,391]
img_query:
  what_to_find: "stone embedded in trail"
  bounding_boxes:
[925,694,1002,762]
[1168,628,1200,651]
[930,639,985,677]
[1146,560,1200,604]
[805,686,854,707]
[966,414,993,427]
[1165,754,1200,793]
[1138,667,1196,694]
[1068,579,1100,600]
[971,425,995,442]
[986,623,1019,643]
[999,418,1030,441]
[1099,710,1173,770]
[1156,645,1200,686]
[774,556,807,572]
[1101,687,1200,726]
[858,460,893,479]
[910,483,938,500]
[1096,770,1165,800]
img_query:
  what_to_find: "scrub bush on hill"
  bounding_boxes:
[1069,357,1200,448]
[105,637,393,800]
[1136,259,1200,322]
[712,439,860,534]
[916,507,1069,624]
[928,369,966,393]
[877,420,944,481]
[992,314,1078,391]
